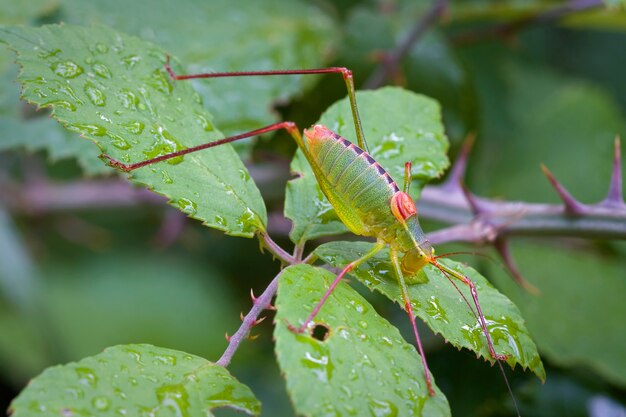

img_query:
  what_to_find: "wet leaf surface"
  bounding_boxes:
[314,241,545,380]
[0,24,266,237]
[275,264,450,417]
[9,344,260,417]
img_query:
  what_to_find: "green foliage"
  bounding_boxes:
[56,0,337,136]
[315,241,545,380]
[9,344,260,417]
[0,24,266,237]
[275,264,450,417]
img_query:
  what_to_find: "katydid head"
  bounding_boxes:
[390,192,435,274]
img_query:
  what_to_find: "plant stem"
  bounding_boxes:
[3,175,626,242]
[260,231,295,264]
[216,269,283,367]
[364,0,448,89]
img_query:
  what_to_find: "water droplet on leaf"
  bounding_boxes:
[51,60,83,78]
[92,62,112,79]
[84,80,106,106]
[92,396,110,411]
[177,198,197,215]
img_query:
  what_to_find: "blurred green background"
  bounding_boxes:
[1,0,626,415]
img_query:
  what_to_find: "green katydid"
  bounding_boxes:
[104,56,511,398]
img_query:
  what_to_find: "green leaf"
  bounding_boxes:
[58,0,338,136]
[274,264,450,417]
[314,241,546,381]
[285,87,449,245]
[0,24,266,237]
[8,344,261,417]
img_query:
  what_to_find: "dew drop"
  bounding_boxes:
[214,215,228,227]
[301,351,333,383]
[153,354,177,366]
[425,296,449,323]
[161,170,173,184]
[236,208,261,234]
[92,396,110,411]
[349,299,368,314]
[84,81,106,106]
[368,398,398,417]
[51,60,84,78]
[177,198,197,215]
[156,384,189,417]
[124,348,143,364]
[92,62,112,79]
[144,125,185,164]
[68,123,106,136]
[107,132,131,150]
[117,89,140,110]
[33,88,47,98]
[238,168,250,182]
[75,367,97,387]
[58,84,82,104]
[42,99,76,111]
[122,54,141,69]
[121,120,145,134]
[194,112,214,131]
[92,42,109,54]
[38,48,61,58]
[381,336,393,347]
[145,69,172,94]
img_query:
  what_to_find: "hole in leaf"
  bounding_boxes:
[311,323,330,341]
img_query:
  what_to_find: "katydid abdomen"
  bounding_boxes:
[304,124,433,270]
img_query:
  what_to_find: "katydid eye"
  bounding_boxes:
[391,192,417,221]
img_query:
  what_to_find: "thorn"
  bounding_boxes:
[250,288,257,303]
[266,303,277,311]
[442,132,476,192]
[225,332,231,342]
[255,316,267,326]
[494,238,540,295]
[248,334,260,341]
[602,136,624,207]
[240,312,245,322]
[540,164,586,215]
[460,182,483,215]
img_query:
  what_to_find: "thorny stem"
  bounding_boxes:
[216,269,284,367]
[260,231,295,265]
[420,185,626,243]
[364,0,448,89]
[2,175,626,241]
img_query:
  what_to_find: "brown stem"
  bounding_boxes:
[364,0,448,89]
[216,269,283,367]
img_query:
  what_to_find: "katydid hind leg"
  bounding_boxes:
[289,241,386,334]
[390,249,436,396]
[164,54,369,153]
[103,121,302,172]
